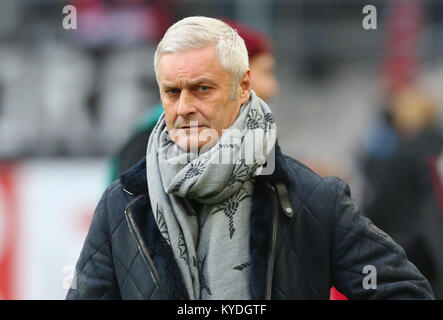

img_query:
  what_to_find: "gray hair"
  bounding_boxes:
[154,16,249,98]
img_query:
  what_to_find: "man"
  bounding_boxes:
[67,17,434,300]
[109,19,279,178]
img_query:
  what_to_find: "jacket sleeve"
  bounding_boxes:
[330,179,435,299]
[66,185,121,300]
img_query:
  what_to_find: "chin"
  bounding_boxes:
[171,127,220,153]
[175,137,218,154]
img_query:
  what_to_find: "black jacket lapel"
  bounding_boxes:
[121,158,188,300]
[249,174,274,299]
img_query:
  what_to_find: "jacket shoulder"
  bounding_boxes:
[96,179,132,234]
[282,154,342,230]
[282,154,340,203]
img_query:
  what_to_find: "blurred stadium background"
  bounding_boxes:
[0,0,443,299]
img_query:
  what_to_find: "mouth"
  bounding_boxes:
[179,125,207,129]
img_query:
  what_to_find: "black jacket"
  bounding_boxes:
[66,143,434,300]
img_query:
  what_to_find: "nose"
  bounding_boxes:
[177,89,197,117]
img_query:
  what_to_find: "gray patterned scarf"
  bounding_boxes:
[146,91,277,299]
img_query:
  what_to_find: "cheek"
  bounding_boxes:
[163,104,177,130]
[195,98,217,121]
[216,103,239,132]
[198,93,235,132]
[196,104,220,133]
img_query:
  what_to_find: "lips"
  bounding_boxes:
[179,125,207,129]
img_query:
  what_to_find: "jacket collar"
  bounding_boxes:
[120,156,150,197]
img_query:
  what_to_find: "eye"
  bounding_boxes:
[198,86,210,92]
[166,88,180,95]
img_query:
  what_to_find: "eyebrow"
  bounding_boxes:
[161,77,218,88]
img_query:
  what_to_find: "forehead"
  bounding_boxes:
[157,45,230,84]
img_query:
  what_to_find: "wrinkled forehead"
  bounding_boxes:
[157,46,231,85]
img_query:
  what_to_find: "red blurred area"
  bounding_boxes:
[330,287,348,300]
[0,163,19,300]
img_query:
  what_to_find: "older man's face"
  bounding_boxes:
[157,45,250,151]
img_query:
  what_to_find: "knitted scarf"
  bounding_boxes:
[146,91,277,299]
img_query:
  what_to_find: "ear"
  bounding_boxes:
[239,69,251,104]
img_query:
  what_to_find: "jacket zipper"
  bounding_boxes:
[124,202,166,297]
[265,186,279,300]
